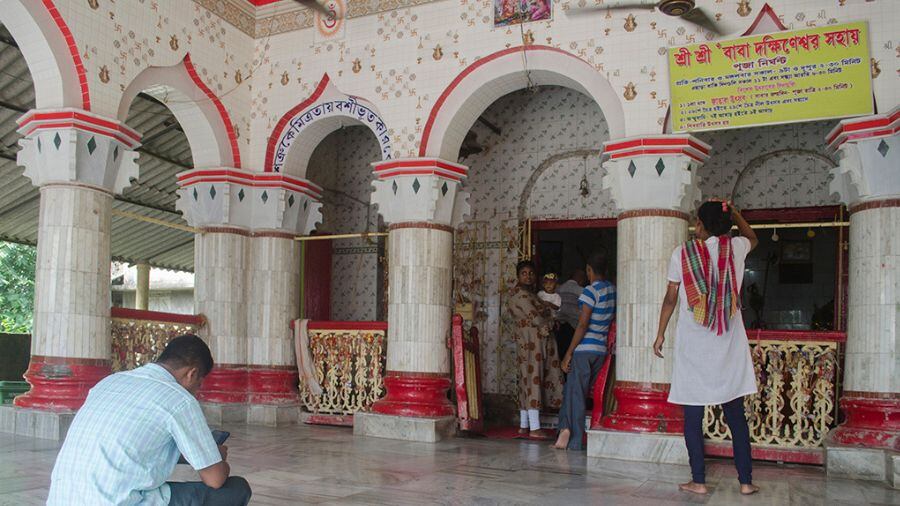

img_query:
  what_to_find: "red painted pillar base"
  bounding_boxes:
[828,393,900,451]
[14,356,111,412]
[247,366,299,404]
[199,365,249,404]
[371,372,455,418]
[599,382,684,434]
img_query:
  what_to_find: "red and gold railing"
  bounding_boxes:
[703,330,845,464]
[451,314,484,432]
[110,308,205,372]
[298,321,387,425]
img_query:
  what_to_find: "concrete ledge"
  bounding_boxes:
[587,429,688,465]
[201,403,248,425]
[247,404,299,427]
[0,405,74,440]
[353,412,457,443]
[826,442,898,488]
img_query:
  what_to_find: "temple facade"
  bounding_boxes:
[0,0,897,488]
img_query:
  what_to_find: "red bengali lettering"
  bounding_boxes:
[674,47,692,67]
[694,44,712,64]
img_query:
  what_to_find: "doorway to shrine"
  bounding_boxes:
[693,119,846,333]
[684,118,850,456]
[451,85,615,434]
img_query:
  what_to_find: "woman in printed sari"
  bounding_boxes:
[503,260,563,437]
[653,201,760,496]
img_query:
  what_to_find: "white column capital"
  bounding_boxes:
[175,168,323,234]
[16,108,141,194]
[600,135,710,214]
[827,107,900,207]
[370,158,470,227]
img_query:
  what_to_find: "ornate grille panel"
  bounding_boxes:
[299,323,387,416]
[703,336,842,449]
[110,308,204,372]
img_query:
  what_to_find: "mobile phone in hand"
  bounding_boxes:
[176,430,230,464]
[212,430,230,445]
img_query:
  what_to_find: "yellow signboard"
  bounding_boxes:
[668,22,872,133]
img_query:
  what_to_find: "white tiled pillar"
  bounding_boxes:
[246,234,301,404]
[354,158,470,442]
[177,168,322,423]
[587,135,710,462]
[824,109,899,479]
[245,180,321,426]
[12,109,140,412]
[192,228,251,404]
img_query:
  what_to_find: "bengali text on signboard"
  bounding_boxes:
[668,22,872,133]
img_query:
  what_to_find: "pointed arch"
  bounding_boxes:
[117,54,241,169]
[0,0,89,110]
[264,74,392,176]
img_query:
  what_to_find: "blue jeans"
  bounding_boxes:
[168,476,252,506]
[683,397,752,485]
[556,353,604,450]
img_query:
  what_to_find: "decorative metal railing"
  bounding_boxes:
[451,314,483,432]
[703,330,844,455]
[110,308,205,372]
[298,321,387,421]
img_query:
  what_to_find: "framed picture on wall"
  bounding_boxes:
[779,240,813,284]
[494,0,551,27]
[781,240,812,263]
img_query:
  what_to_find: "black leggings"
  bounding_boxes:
[683,397,752,485]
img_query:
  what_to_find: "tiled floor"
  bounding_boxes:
[1,423,899,505]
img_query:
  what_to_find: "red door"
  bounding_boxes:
[303,240,332,320]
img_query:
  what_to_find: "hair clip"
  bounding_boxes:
[543,273,557,280]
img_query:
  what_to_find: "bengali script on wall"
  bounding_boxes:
[668,21,873,133]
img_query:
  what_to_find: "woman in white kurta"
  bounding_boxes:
[653,201,760,497]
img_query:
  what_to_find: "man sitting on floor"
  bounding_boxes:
[48,335,251,506]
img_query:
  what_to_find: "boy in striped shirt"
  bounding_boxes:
[553,252,616,450]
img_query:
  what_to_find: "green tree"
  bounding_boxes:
[0,242,36,333]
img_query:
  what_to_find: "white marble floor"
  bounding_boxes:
[1,423,898,505]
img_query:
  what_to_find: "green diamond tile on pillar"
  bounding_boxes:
[86,136,97,155]
[238,188,245,201]
[37,137,41,153]
[392,180,398,194]
[193,188,198,201]
[627,161,637,178]
[655,158,665,176]
[209,185,216,200]
[288,194,295,207]
[877,139,889,157]
[412,178,421,194]
[53,132,62,149]
[261,190,268,203]
[303,200,308,210]
[441,181,448,196]
[113,145,119,161]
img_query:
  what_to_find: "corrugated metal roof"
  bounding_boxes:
[0,25,195,272]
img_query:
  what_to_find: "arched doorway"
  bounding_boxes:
[267,75,391,322]
[423,46,624,428]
